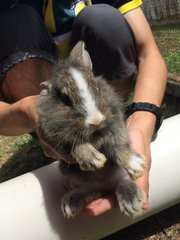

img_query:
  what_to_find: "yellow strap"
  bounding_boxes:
[43,0,56,33]
[119,0,142,14]
[85,0,92,6]
[74,1,87,16]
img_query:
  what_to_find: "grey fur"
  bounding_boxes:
[37,41,146,218]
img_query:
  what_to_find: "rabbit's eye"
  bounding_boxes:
[53,87,72,106]
[61,93,72,106]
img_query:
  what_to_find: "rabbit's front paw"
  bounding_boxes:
[73,143,107,171]
[80,151,106,171]
[126,153,146,180]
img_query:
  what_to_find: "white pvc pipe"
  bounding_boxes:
[0,114,180,240]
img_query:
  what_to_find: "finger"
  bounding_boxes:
[40,137,75,162]
[83,196,117,217]
[136,171,149,210]
[42,144,74,162]
[36,128,63,160]
[41,143,61,160]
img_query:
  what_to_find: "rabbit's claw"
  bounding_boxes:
[126,153,147,180]
[79,150,106,171]
[61,194,81,219]
[116,183,146,216]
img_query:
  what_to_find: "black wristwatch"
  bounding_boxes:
[125,102,163,135]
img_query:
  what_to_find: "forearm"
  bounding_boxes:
[134,51,167,106]
[0,96,38,136]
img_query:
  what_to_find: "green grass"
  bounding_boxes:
[0,134,52,183]
[152,24,180,74]
[164,51,180,74]
[9,134,34,150]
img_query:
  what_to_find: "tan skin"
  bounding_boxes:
[0,8,167,216]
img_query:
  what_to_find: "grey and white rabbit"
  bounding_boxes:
[37,41,146,218]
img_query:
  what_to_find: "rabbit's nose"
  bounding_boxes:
[86,113,106,126]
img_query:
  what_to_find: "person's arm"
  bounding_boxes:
[0,96,38,136]
[124,7,167,198]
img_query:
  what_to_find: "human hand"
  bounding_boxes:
[126,111,155,210]
[127,126,151,210]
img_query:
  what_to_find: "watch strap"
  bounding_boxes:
[125,102,163,134]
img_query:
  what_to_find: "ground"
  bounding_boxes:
[103,204,180,240]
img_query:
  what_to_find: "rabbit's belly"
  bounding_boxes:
[66,163,127,193]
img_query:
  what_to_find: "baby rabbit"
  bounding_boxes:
[37,41,146,218]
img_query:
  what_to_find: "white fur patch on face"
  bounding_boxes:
[69,67,105,126]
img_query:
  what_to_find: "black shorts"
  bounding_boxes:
[0,4,57,83]
[0,3,138,83]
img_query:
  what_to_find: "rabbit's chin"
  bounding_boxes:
[84,124,106,135]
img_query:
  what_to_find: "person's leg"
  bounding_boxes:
[0,4,57,103]
[71,4,138,97]
[1,59,53,103]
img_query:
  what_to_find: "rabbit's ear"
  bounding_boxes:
[70,41,93,70]
[40,81,52,96]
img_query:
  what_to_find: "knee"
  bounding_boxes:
[74,4,133,49]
